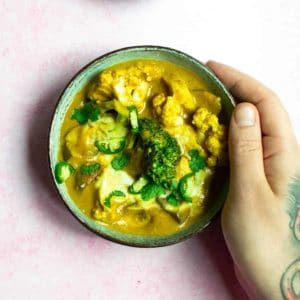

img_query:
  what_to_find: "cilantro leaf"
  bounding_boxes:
[80,163,100,175]
[166,193,180,206]
[188,149,206,172]
[104,190,126,208]
[170,179,179,191]
[140,182,165,201]
[111,153,130,171]
[71,101,100,124]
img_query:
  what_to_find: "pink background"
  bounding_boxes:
[1,0,299,299]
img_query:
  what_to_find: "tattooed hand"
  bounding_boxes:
[207,61,300,300]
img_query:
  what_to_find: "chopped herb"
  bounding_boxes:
[54,161,75,184]
[140,182,165,201]
[167,193,180,206]
[71,101,100,124]
[128,176,149,194]
[188,149,206,172]
[80,163,100,175]
[128,105,140,133]
[170,179,179,191]
[104,190,126,208]
[111,153,130,170]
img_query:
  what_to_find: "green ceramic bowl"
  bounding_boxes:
[48,46,235,247]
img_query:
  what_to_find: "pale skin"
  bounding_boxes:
[206,61,300,299]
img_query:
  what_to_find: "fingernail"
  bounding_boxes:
[234,105,256,127]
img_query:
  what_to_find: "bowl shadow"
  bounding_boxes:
[26,63,97,237]
[188,217,249,299]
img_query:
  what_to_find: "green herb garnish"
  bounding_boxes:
[170,179,179,191]
[80,163,100,175]
[188,149,206,172]
[128,176,148,194]
[140,182,165,201]
[111,153,130,171]
[166,193,180,206]
[71,101,100,124]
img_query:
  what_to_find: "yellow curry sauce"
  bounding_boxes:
[58,60,227,236]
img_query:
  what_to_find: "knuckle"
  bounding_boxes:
[235,138,261,156]
[269,90,280,101]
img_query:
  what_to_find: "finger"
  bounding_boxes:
[206,60,292,139]
[229,103,266,188]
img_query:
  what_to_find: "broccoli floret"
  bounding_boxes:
[139,118,181,187]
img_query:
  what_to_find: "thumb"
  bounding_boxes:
[229,103,265,187]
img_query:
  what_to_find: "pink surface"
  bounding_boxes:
[1,0,299,299]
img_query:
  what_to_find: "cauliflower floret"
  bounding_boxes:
[88,67,150,110]
[87,71,115,102]
[113,76,149,111]
[100,70,115,85]
[206,135,222,157]
[152,93,183,127]
[216,123,226,138]
[164,75,197,112]
[152,93,166,116]
[192,107,210,130]
[136,61,163,81]
[207,156,217,167]
[153,75,197,122]
[161,96,183,127]
[167,124,205,155]
[208,115,220,132]
[192,107,227,167]
[191,90,222,115]
[193,108,222,139]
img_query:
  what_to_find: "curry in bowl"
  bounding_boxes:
[55,59,227,236]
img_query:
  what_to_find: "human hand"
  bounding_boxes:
[207,61,300,300]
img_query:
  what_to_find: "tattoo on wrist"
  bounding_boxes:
[280,258,300,300]
[281,176,300,299]
[287,176,300,241]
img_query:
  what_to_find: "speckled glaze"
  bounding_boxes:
[48,46,235,247]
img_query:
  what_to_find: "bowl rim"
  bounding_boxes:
[48,45,235,247]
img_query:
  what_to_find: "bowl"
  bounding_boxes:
[48,45,235,247]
